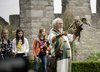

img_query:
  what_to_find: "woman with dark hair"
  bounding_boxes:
[0,28,12,60]
[12,29,29,58]
[33,28,50,72]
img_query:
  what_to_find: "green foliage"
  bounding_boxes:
[29,60,100,72]
[28,59,42,72]
[28,59,34,69]
[70,42,79,61]
[72,61,100,72]
[62,10,74,33]
[62,10,78,60]
[86,52,100,61]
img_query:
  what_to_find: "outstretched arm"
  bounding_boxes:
[52,32,67,43]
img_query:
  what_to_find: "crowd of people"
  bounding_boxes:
[0,17,89,72]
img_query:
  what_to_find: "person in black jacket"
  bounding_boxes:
[0,29,12,60]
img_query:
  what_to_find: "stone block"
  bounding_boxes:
[31,22,42,28]
[31,10,43,17]
[31,0,48,6]
[41,17,50,22]
[72,7,91,16]
[83,3,90,6]
[45,6,53,11]
[45,10,54,18]
[20,17,31,24]
[26,10,31,17]
[9,15,20,29]
[20,23,32,28]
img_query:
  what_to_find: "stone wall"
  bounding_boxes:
[97,0,100,15]
[65,0,100,61]
[0,16,9,26]
[9,15,20,30]
[19,0,54,58]
[66,0,91,16]
[91,0,100,29]
[19,0,100,61]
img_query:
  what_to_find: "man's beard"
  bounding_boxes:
[58,28,63,33]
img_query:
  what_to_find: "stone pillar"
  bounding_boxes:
[66,0,91,17]
[9,15,20,30]
[97,0,100,15]
[94,0,100,28]
[19,0,54,58]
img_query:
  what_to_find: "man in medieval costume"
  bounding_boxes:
[48,18,72,72]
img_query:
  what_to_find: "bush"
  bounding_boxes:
[86,52,100,61]
[28,59,42,72]
[28,59,100,72]
[62,10,74,32]
[28,59,34,69]
[72,61,100,72]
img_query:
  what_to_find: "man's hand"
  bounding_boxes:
[61,31,67,36]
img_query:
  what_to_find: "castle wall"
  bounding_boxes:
[19,0,54,58]
[19,0,100,61]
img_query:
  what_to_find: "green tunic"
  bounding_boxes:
[49,29,71,72]
[51,29,70,60]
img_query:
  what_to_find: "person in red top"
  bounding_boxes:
[32,28,50,72]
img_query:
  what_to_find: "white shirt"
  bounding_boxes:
[12,37,29,56]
